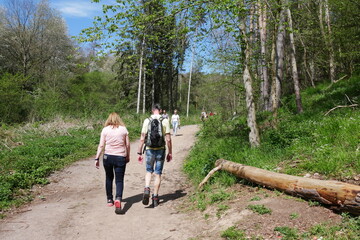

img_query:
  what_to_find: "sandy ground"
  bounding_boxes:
[0,124,342,240]
[0,125,203,240]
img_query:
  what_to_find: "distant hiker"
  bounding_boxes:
[200,110,207,121]
[171,109,180,136]
[95,112,130,214]
[209,111,214,117]
[162,109,169,119]
[137,103,172,208]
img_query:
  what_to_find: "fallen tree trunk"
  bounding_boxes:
[200,159,360,215]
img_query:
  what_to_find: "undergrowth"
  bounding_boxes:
[184,76,360,185]
[185,76,360,238]
[0,114,146,214]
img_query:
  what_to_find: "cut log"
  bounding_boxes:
[206,159,360,215]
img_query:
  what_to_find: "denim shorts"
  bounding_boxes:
[146,149,165,175]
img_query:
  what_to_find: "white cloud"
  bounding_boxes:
[53,1,100,18]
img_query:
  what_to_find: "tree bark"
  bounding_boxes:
[211,159,360,215]
[258,1,270,111]
[319,0,336,83]
[136,37,145,114]
[272,8,286,111]
[142,64,146,114]
[286,6,303,113]
[239,3,261,147]
[186,41,195,118]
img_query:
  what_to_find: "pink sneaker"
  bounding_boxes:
[114,199,122,214]
[107,199,114,207]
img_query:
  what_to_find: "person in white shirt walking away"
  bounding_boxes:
[171,109,180,136]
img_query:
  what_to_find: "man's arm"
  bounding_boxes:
[137,132,146,154]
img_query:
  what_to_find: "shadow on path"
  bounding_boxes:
[160,189,187,205]
[120,193,143,214]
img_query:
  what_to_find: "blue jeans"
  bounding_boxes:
[103,154,126,200]
[172,121,178,136]
[146,149,165,175]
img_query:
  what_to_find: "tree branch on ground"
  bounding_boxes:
[324,104,358,116]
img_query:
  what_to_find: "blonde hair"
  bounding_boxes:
[104,112,125,128]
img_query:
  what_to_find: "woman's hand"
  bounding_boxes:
[95,159,99,169]
[126,155,130,163]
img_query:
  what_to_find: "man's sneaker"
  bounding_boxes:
[152,194,159,208]
[142,187,150,205]
[107,199,114,207]
[114,198,122,214]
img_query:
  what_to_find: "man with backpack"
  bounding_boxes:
[137,103,172,207]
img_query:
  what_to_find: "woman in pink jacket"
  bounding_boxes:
[95,112,130,214]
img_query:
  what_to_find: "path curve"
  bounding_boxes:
[0,125,201,240]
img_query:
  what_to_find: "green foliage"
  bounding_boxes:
[221,226,246,240]
[0,74,31,123]
[250,196,261,201]
[188,186,233,212]
[302,214,360,240]
[289,213,300,220]
[185,76,360,188]
[247,204,272,215]
[274,226,299,240]
[0,116,141,211]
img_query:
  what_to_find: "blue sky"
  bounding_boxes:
[50,0,110,36]
[0,0,111,36]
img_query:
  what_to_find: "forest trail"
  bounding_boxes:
[0,124,342,239]
[0,125,204,240]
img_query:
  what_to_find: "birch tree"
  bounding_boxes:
[258,0,270,111]
[271,7,286,112]
[286,4,303,113]
[239,2,260,147]
[319,0,335,82]
[136,37,145,114]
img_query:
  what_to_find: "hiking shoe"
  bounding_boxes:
[142,187,150,205]
[107,199,114,207]
[114,198,122,214]
[152,195,159,208]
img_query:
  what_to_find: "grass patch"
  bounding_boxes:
[221,226,246,240]
[188,186,233,212]
[0,114,143,213]
[250,196,262,201]
[301,213,360,239]
[247,204,272,215]
[290,212,300,219]
[274,226,299,240]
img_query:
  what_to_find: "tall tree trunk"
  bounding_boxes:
[136,37,145,114]
[186,44,194,118]
[142,64,146,114]
[319,0,335,83]
[239,5,260,147]
[272,8,286,112]
[258,1,270,111]
[324,0,335,82]
[270,32,277,112]
[286,6,303,113]
[243,64,260,147]
[151,70,155,106]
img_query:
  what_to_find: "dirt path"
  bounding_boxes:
[0,124,343,239]
[0,125,203,240]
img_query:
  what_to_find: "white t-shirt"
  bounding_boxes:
[171,114,180,123]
